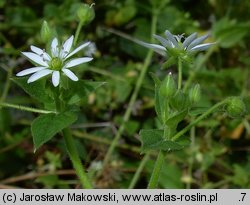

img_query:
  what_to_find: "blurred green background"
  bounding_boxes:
[0,0,250,188]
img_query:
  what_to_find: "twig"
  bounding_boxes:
[0,169,76,184]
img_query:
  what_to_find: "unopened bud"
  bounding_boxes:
[170,90,189,111]
[77,3,95,24]
[40,21,52,42]
[225,97,246,118]
[159,72,177,98]
[189,84,201,104]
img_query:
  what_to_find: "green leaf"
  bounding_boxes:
[149,72,167,122]
[140,129,189,152]
[159,162,184,188]
[66,80,105,104]
[83,80,106,93]
[165,109,188,127]
[12,77,52,104]
[154,87,163,122]
[114,5,137,26]
[170,90,190,111]
[213,17,248,48]
[31,112,77,150]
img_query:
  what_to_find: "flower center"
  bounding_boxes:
[50,57,63,71]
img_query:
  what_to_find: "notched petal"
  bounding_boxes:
[16,67,47,76]
[62,69,78,81]
[187,33,210,50]
[65,42,90,59]
[183,32,197,48]
[22,52,48,67]
[164,30,178,47]
[52,71,60,87]
[190,42,215,52]
[27,69,52,83]
[153,34,172,48]
[64,57,93,68]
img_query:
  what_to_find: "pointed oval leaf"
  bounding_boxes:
[31,112,77,150]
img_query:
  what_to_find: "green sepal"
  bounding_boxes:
[170,90,190,111]
[140,129,190,153]
[31,111,78,150]
[165,109,188,127]
[12,77,53,104]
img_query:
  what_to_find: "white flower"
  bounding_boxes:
[17,35,93,87]
[139,30,215,57]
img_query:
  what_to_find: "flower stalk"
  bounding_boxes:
[63,127,93,188]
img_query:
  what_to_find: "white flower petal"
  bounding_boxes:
[164,30,178,47]
[183,32,197,48]
[139,42,167,56]
[64,57,93,68]
[153,34,172,48]
[62,35,74,53]
[22,52,48,67]
[30,45,43,55]
[187,33,210,50]
[51,37,59,57]
[65,42,90,59]
[190,42,215,52]
[16,66,47,76]
[62,68,78,81]
[30,46,51,61]
[52,71,60,87]
[27,69,53,83]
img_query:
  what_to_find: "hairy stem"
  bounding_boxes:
[178,57,182,90]
[74,21,84,46]
[129,153,150,189]
[0,102,56,114]
[147,150,165,188]
[63,128,92,188]
[172,99,228,141]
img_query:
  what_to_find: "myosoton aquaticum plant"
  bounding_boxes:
[0,2,246,189]
[4,3,102,189]
[137,30,246,188]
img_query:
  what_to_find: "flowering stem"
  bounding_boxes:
[54,86,92,188]
[178,57,182,89]
[0,102,56,114]
[147,100,228,188]
[172,99,228,141]
[129,152,150,189]
[74,21,84,46]
[63,127,92,188]
[100,11,158,171]
[147,45,182,189]
[147,150,165,188]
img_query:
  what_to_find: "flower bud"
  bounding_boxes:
[159,72,177,98]
[170,90,189,111]
[77,3,95,24]
[225,97,246,118]
[40,21,53,43]
[189,84,201,104]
